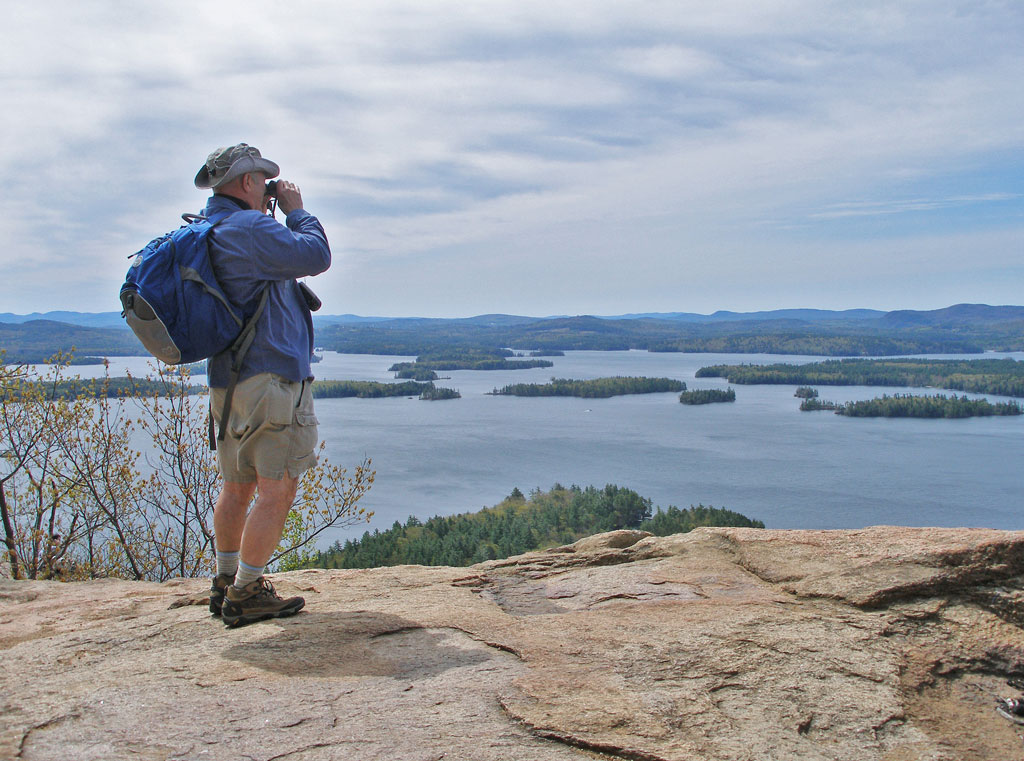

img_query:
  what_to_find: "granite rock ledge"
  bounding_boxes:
[3,526,1024,760]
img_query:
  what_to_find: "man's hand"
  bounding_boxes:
[274,180,303,215]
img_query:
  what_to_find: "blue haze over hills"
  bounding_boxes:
[3,304,1023,365]
[3,304,1024,330]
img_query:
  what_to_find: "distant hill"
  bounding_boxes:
[0,311,396,330]
[0,320,143,363]
[4,304,1024,362]
[612,308,887,323]
[311,305,1024,356]
[0,311,128,329]
[879,303,1024,328]
[311,314,393,326]
[8,305,1021,330]
[452,314,541,327]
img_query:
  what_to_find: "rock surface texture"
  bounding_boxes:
[4,526,1024,760]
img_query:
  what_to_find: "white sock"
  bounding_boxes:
[233,559,264,588]
[216,550,239,578]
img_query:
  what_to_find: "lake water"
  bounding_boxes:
[62,350,1024,542]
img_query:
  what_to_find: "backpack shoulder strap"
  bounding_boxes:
[182,209,235,229]
[193,206,262,450]
[211,284,272,448]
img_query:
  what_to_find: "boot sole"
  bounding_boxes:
[223,600,305,628]
[209,576,232,618]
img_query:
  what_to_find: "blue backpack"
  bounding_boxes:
[119,211,268,445]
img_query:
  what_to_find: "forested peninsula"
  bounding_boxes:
[313,484,764,568]
[490,376,685,398]
[697,358,1024,397]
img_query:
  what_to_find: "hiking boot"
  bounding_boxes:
[209,573,232,616]
[221,576,305,628]
[998,697,1024,724]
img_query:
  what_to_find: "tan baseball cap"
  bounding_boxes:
[194,143,280,189]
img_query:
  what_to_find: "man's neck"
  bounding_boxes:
[213,193,252,211]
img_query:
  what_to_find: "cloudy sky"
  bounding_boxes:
[2,1,1022,317]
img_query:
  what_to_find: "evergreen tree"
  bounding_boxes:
[311,484,762,570]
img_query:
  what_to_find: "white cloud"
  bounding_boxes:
[0,0,1022,315]
[612,45,720,81]
[809,194,1021,220]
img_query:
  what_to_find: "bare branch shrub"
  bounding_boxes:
[0,353,374,580]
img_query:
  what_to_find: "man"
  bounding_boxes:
[194,143,331,627]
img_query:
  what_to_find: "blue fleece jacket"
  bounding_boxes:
[202,194,331,387]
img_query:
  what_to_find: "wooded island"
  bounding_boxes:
[490,376,685,398]
[679,388,736,405]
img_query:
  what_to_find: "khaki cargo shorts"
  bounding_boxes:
[211,373,319,482]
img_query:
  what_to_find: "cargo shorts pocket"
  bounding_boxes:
[225,376,296,440]
[288,415,319,477]
[266,378,299,427]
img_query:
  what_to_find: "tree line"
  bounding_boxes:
[490,376,685,398]
[313,484,764,569]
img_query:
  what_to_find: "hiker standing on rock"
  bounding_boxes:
[194,143,330,627]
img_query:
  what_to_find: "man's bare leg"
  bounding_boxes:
[221,474,305,626]
[214,480,257,555]
[238,474,299,571]
[210,480,257,615]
